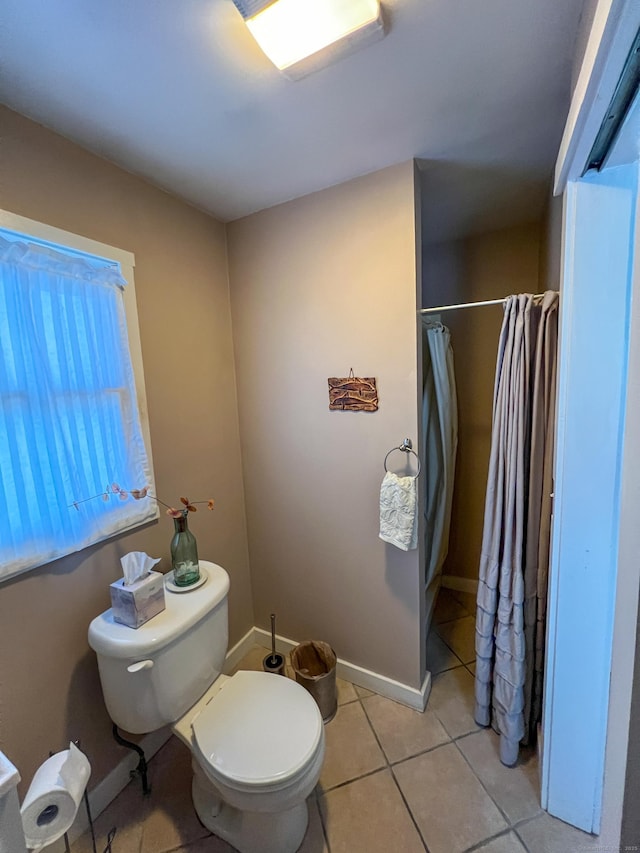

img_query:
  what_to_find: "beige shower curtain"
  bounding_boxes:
[474,291,559,766]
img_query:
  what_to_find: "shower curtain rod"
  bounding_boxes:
[420,293,547,315]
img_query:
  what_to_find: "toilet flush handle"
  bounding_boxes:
[127,660,154,673]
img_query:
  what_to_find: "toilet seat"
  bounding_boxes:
[192,671,323,793]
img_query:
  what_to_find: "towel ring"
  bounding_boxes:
[383,438,421,478]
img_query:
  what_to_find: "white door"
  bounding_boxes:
[543,31,640,838]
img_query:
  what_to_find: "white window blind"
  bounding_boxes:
[0,228,157,582]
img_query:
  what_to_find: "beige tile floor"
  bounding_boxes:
[72,589,603,853]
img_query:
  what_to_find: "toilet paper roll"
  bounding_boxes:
[20,743,91,850]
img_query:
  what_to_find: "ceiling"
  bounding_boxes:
[1,0,586,240]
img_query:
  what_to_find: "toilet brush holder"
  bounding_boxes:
[263,613,286,676]
[263,652,286,675]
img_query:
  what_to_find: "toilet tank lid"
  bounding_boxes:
[87,561,229,659]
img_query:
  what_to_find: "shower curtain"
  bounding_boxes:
[422,320,458,587]
[474,291,559,766]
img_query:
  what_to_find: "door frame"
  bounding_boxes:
[554,0,640,191]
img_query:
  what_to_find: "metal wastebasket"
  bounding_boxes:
[290,640,337,723]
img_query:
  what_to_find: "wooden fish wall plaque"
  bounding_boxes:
[328,370,378,412]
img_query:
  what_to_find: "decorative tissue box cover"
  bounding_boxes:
[110,570,166,629]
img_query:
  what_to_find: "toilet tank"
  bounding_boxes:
[88,561,230,734]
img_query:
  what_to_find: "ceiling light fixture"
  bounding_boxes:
[232,0,385,79]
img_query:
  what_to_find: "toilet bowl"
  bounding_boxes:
[174,670,324,853]
[88,561,325,853]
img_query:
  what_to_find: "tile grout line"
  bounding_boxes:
[388,763,432,853]
[428,628,540,852]
[428,660,466,676]
[321,694,392,794]
[421,649,540,853]
[432,606,473,628]
[446,589,477,615]
[318,762,390,795]
[315,695,390,849]
[427,630,466,671]
[433,618,476,667]
[383,725,482,773]
[451,734,514,830]
[508,811,554,853]
[358,695,430,852]
[376,728,519,853]
[313,785,332,853]
[450,732,543,850]
[461,826,520,852]
[320,689,486,791]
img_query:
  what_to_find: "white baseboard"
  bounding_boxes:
[441,575,478,596]
[338,660,431,713]
[223,627,259,674]
[253,627,431,712]
[46,727,171,852]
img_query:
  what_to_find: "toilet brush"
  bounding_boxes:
[263,613,285,676]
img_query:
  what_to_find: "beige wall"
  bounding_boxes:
[227,162,423,689]
[0,106,253,794]
[423,222,542,583]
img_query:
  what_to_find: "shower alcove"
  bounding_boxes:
[416,161,561,685]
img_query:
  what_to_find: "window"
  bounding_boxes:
[0,211,157,582]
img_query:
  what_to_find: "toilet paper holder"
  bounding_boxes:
[50,740,116,853]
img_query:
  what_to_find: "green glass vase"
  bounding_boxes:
[171,514,200,587]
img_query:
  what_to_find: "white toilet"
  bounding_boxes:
[88,561,325,853]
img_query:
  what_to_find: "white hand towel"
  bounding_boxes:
[379,471,418,551]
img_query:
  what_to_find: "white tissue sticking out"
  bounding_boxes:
[59,743,89,791]
[121,551,161,586]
